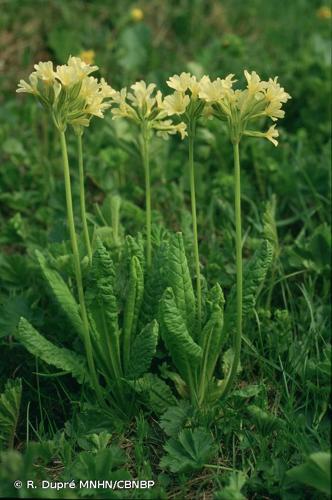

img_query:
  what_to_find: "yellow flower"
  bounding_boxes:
[79,76,100,101]
[167,72,194,93]
[316,6,332,19]
[16,73,38,94]
[128,81,156,114]
[55,56,98,87]
[131,7,144,21]
[85,95,110,118]
[34,61,55,84]
[198,74,236,103]
[67,56,99,78]
[153,119,187,140]
[99,78,116,98]
[55,65,80,87]
[161,91,190,115]
[265,124,279,146]
[174,122,188,139]
[79,50,96,65]
[244,70,267,95]
[265,77,291,104]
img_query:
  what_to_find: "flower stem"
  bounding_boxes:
[141,127,152,267]
[77,132,92,264]
[188,130,202,327]
[221,141,242,397]
[59,130,102,402]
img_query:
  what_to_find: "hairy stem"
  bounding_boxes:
[59,131,102,402]
[221,141,243,397]
[77,132,92,264]
[188,130,202,327]
[141,127,152,267]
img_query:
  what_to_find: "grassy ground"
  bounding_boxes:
[0,0,331,498]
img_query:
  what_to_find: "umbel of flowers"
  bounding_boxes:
[17,57,115,130]
[110,81,187,267]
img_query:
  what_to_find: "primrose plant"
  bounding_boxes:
[198,70,291,397]
[159,70,290,406]
[16,59,162,414]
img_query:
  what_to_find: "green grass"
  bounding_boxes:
[0,0,331,498]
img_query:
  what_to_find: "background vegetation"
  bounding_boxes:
[0,0,331,498]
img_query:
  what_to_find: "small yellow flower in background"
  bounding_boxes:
[79,50,96,65]
[316,5,332,19]
[131,7,144,22]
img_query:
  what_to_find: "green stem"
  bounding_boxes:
[77,132,92,264]
[221,141,243,397]
[188,130,202,327]
[141,128,152,267]
[59,131,102,403]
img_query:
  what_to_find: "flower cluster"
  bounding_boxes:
[198,70,291,146]
[158,72,210,126]
[17,56,115,131]
[111,81,187,139]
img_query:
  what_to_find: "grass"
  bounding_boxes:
[0,0,331,498]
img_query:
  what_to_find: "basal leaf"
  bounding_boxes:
[0,379,22,450]
[161,288,202,384]
[200,283,225,383]
[132,373,177,414]
[126,320,158,380]
[122,256,144,371]
[17,318,91,387]
[36,250,85,341]
[167,233,196,337]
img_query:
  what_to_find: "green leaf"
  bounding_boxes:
[122,256,144,371]
[36,250,85,341]
[140,239,169,327]
[160,401,192,437]
[68,447,130,489]
[132,374,177,414]
[161,288,202,384]
[0,379,22,450]
[167,233,196,337]
[17,318,91,387]
[215,471,247,500]
[200,283,225,383]
[224,240,273,342]
[287,452,331,495]
[126,320,158,379]
[247,405,284,433]
[160,427,216,473]
[87,242,120,378]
